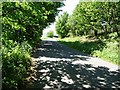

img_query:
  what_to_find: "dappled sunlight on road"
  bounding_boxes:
[26,39,120,89]
[27,60,120,89]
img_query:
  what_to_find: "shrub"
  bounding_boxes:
[47,31,54,38]
[2,40,32,89]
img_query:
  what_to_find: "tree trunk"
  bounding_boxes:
[94,30,98,36]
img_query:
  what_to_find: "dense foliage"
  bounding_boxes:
[56,2,120,65]
[2,2,64,45]
[55,12,69,38]
[71,2,120,37]
[2,2,64,89]
[2,41,32,88]
[56,2,120,38]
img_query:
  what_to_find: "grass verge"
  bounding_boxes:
[57,34,119,65]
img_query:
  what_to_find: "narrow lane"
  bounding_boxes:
[27,38,120,89]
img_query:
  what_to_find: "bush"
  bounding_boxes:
[2,2,64,89]
[47,31,54,38]
[2,40,32,89]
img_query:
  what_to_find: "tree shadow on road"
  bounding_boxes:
[58,39,106,55]
[27,60,120,89]
[32,40,90,59]
[25,40,120,89]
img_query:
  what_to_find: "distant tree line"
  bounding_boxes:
[56,2,120,38]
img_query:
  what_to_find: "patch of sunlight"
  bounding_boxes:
[43,84,51,89]
[87,68,95,71]
[72,60,87,65]
[46,76,50,81]
[97,77,105,81]
[81,38,88,42]
[58,70,62,74]
[42,73,47,76]
[83,84,91,88]
[39,57,71,61]
[112,86,117,88]
[39,68,50,73]
[76,75,80,78]
[112,82,120,88]
[70,55,90,58]
[71,56,119,71]
[99,82,106,85]
[37,48,46,51]
[61,76,74,84]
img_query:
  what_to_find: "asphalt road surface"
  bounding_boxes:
[26,38,120,89]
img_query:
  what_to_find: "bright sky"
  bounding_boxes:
[42,0,80,37]
[59,0,80,15]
